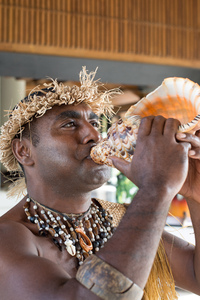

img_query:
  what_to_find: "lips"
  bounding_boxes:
[85,155,92,160]
[77,143,98,161]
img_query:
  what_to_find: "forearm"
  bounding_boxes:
[57,278,101,300]
[161,196,200,294]
[186,199,200,288]
[97,187,172,289]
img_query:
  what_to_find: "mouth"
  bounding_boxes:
[85,155,92,160]
[85,153,103,166]
[80,143,101,163]
[84,144,98,160]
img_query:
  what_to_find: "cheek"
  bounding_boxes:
[34,143,74,173]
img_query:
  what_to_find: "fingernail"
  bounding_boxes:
[176,133,186,139]
[189,150,196,156]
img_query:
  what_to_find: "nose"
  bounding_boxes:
[80,122,101,144]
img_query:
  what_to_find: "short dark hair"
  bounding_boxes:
[16,119,40,147]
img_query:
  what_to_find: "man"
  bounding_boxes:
[0,67,200,300]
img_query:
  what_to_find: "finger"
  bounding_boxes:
[176,132,200,148]
[137,116,154,138]
[150,115,166,135]
[189,149,200,159]
[163,118,180,137]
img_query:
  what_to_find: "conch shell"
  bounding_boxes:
[90,77,200,166]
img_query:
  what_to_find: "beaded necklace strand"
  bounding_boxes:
[23,197,115,266]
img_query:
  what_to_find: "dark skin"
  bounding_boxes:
[163,131,200,293]
[111,127,200,294]
[0,103,200,299]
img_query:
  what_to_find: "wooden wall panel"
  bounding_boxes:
[0,0,200,68]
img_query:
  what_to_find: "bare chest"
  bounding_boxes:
[35,235,79,278]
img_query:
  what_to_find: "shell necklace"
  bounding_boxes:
[23,197,114,266]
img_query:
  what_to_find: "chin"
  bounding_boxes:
[88,166,111,188]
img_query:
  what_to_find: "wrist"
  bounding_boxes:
[76,255,144,300]
[136,185,176,206]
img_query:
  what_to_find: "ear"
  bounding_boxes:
[12,138,35,167]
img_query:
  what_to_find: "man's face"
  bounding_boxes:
[27,103,111,194]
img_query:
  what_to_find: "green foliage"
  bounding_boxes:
[116,172,138,204]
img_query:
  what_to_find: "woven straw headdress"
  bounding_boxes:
[0,67,121,197]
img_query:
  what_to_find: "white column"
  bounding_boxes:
[0,77,26,199]
[1,77,26,126]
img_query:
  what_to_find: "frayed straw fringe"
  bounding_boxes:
[6,176,27,199]
[0,67,122,197]
[143,238,178,300]
[98,199,178,300]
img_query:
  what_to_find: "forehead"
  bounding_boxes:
[33,103,98,126]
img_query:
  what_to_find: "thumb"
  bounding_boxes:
[109,156,131,174]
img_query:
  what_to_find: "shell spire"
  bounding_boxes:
[90,77,200,166]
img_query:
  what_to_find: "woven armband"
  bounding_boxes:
[76,255,143,300]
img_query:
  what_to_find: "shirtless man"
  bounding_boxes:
[0,68,200,299]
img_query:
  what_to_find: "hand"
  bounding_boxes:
[110,116,191,199]
[176,131,200,202]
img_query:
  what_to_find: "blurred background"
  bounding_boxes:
[1,1,200,298]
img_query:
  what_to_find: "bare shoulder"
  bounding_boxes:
[0,217,99,299]
[0,219,38,258]
[0,217,73,299]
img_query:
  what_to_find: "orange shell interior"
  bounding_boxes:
[126,78,200,134]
